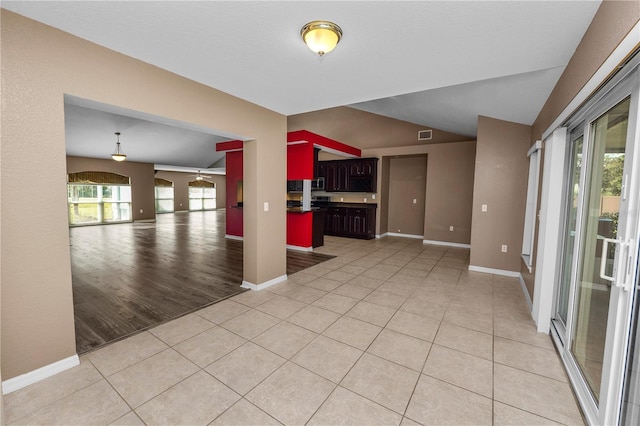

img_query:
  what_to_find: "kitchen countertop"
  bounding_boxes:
[286,203,377,212]
[286,207,325,213]
[326,202,378,208]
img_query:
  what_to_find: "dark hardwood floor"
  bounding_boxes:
[70,210,334,354]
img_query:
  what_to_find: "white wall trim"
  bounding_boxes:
[376,232,388,239]
[225,234,243,241]
[241,274,288,291]
[423,240,471,249]
[532,127,568,334]
[2,354,80,395]
[286,244,313,252]
[542,19,640,140]
[386,232,424,239]
[519,274,534,312]
[468,265,520,277]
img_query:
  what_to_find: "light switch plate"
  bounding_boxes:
[263,202,269,212]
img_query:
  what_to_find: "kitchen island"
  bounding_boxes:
[286,207,327,251]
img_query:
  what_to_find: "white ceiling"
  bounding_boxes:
[3,1,602,170]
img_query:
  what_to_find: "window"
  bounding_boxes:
[68,171,132,226]
[68,183,132,225]
[155,178,174,213]
[521,140,542,270]
[188,181,216,211]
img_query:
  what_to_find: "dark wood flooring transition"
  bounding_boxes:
[71,210,334,354]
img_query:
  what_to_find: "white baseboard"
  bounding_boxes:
[387,232,424,239]
[519,274,534,311]
[423,240,471,249]
[468,265,521,277]
[286,244,313,252]
[225,234,243,241]
[241,274,288,291]
[2,354,80,395]
[375,232,387,239]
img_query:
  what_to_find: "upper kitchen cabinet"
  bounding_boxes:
[322,161,350,192]
[318,158,378,193]
[349,158,376,177]
[349,158,377,192]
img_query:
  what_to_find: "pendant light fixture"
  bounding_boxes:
[111,132,127,162]
[301,20,342,56]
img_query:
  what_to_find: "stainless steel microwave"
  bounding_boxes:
[287,178,325,192]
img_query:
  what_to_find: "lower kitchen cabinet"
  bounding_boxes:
[325,204,376,240]
[326,207,349,235]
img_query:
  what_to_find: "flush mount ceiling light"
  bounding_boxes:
[300,20,342,56]
[111,132,127,162]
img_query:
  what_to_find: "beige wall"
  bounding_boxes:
[524,2,640,297]
[388,156,427,236]
[289,106,468,149]
[421,143,476,244]
[470,116,531,272]
[1,10,286,380]
[66,156,156,221]
[154,170,226,211]
[362,142,476,245]
[379,157,391,235]
[533,0,640,141]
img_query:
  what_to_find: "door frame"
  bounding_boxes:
[549,55,640,425]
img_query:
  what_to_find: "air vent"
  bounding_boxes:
[418,129,432,141]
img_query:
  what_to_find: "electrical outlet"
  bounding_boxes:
[449,226,454,231]
[501,245,508,253]
[340,197,344,202]
[482,204,488,212]
[413,199,417,204]
[139,209,143,213]
[364,198,367,202]
[263,202,269,212]
[372,194,376,200]
[180,203,182,207]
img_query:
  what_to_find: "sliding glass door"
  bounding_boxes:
[552,61,640,425]
[571,97,630,401]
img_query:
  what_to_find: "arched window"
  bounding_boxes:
[155,178,174,213]
[188,180,216,211]
[67,172,132,226]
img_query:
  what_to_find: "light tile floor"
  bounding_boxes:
[4,236,586,425]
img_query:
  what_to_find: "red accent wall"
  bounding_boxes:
[287,130,361,157]
[216,140,243,152]
[287,212,313,248]
[225,150,243,237]
[287,143,314,180]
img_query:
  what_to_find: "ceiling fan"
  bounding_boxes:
[191,170,213,181]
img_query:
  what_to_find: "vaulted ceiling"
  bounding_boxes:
[2,1,602,172]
